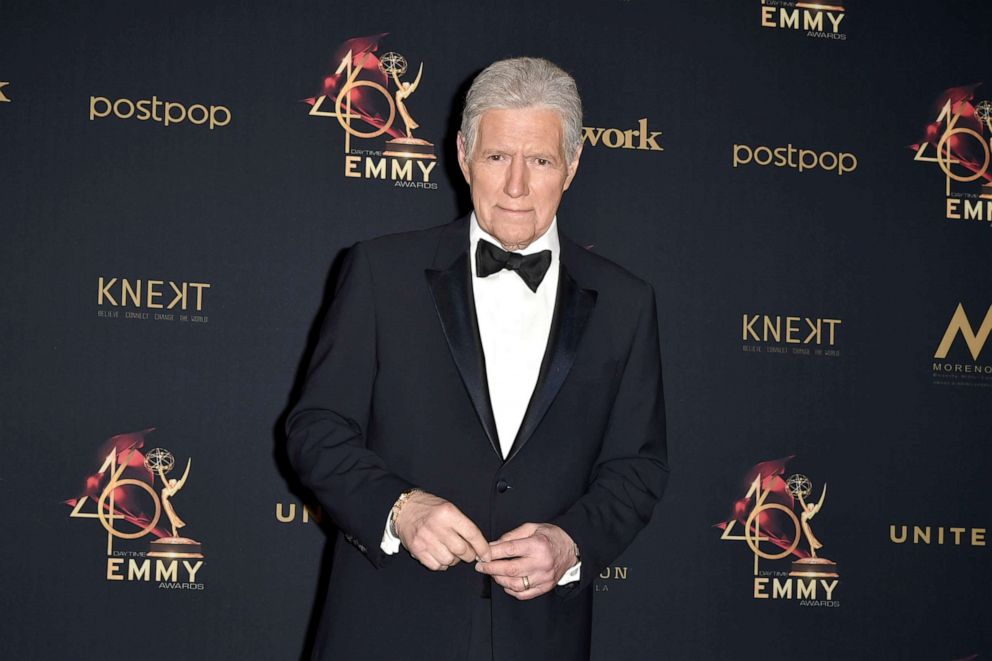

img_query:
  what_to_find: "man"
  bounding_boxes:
[286,57,668,661]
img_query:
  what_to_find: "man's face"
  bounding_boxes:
[458,107,581,250]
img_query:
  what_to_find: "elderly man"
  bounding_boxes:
[286,57,668,661]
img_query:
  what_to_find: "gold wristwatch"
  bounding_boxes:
[388,488,422,538]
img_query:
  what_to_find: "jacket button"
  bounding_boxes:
[496,479,509,493]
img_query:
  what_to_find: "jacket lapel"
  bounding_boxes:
[505,259,597,463]
[425,218,502,459]
[425,217,598,464]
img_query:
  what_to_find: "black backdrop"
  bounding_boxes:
[2,1,990,659]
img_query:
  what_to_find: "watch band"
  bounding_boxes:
[388,488,422,538]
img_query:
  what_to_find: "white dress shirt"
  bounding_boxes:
[381,213,580,585]
[470,213,560,458]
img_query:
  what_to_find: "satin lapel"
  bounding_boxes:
[425,241,502,460]
[505,263,598,463]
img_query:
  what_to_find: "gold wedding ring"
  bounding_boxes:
[522,575,530,590]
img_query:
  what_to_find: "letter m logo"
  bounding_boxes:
[934,303,992,360]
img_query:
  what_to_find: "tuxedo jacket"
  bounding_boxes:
[286,215,669,661]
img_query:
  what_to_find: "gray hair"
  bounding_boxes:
[460,57,583,164]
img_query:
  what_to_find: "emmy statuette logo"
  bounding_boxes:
[717,457,840,607]
[912,85,992,224]
[305,34,438,189]
[144,448,204,560]
[785,474,838,580]
[66,430,206,589]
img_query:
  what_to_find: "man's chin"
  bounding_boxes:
[488,217,550,249]
[492,232,538,250]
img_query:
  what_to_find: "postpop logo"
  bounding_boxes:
[733,143,857,175]
[89,95,232,129]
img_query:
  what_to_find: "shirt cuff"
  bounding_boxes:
[557,561,581,586]
[380,510,401,555]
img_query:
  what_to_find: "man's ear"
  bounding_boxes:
[563,143,582,191]
[456,132,472,184]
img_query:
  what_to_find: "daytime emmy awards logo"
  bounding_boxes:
[304,33,438,190]
[759,1,846,41]
[717,456,840,607]
[912,84,992,225]
[65,429,205,590]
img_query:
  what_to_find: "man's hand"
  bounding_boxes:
[475,522,577,600]
[394,491,491,571]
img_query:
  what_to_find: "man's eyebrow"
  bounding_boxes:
[525,150,561,162]
[476,145,560,161]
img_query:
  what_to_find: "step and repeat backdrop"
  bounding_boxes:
[2,1,989,659]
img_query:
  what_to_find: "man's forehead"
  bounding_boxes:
[479,107,562,131]
[476,107,564,147]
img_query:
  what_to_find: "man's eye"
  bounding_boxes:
[536,158,549,166]
[488,154,503,161]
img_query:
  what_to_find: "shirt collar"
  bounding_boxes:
[469,211,560,261]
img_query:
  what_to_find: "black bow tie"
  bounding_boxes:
[475,239,553,293]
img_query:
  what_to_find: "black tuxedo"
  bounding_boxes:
[286,215,668,661]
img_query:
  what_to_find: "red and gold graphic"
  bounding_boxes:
[304,34,404,150]
[912,84,992,223]
[303,33,439,188]
[66,430,171,545]
[65,429,205,588]
[716,456,840,606]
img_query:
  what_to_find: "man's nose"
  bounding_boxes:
[503,157,529,198]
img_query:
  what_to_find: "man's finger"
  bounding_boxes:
[413,533,456,571]
[496,522,538,543]
[438,529,475,563]
[503,583,549,601]
[422,547,455,571]
[451,517,492,562]
[430,545,457,569]
[487,537,537,560]
[413,551,439,571]
[475,558,528,578]
[489,573,551,600]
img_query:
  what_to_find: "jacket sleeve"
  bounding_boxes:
[285,241,415,567]
[551,281,669,596]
